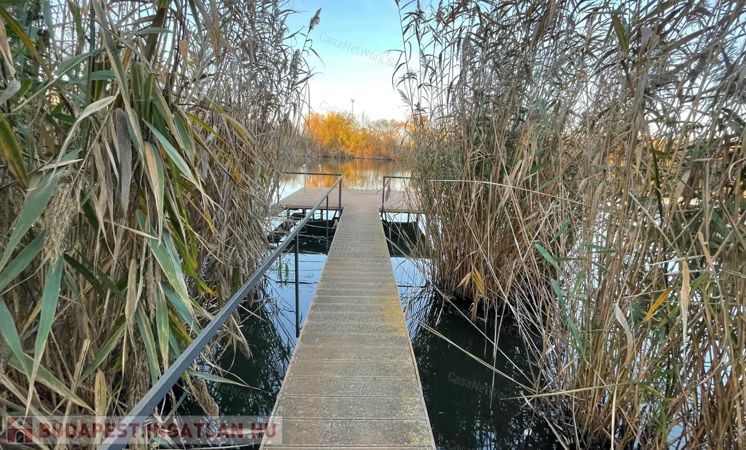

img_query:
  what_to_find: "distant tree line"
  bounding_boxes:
[304,112,410,159]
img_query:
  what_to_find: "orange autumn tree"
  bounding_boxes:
[306,112,357,152]
[305,112,406,158]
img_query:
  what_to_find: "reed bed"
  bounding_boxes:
[397,0,745,447]
[0,0,315,439]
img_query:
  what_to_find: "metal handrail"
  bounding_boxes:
[101,176,342,450]
[381,175,412,213]
[284,171,342,177]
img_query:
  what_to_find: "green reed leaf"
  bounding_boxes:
[535,243,559,270]
[0,172,60,273]
[1,296,90,410]
[0,297,27,372]
[81,322,125,381]
[0,234,44,293]
[145,121,200,187]
[31,257,64,385]
[156,287,170,369]
[136,308,160,384]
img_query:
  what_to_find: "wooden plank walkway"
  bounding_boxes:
[280,187,420,213]
[262,190,435,449]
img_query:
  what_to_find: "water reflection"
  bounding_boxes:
[206,295,292,417]
[384,217,423,257]
[183,222,330,424]
[408,295,558,449]
[280,157,411,197]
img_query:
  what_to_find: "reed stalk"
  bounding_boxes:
[398,0,746,446]
[0,0,317,437]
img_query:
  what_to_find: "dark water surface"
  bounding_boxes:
[192,159,557,449]
[388,221,558,450]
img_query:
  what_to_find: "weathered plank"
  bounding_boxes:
[262,190,434,448]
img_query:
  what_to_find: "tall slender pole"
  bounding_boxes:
[294,234,300,338]
[325,196,329,250]
[338,178,342,213]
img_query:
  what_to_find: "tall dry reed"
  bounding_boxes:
[0,0,317,439]
[397,0,745,447]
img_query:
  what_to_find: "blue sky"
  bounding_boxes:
[288,0,407,121]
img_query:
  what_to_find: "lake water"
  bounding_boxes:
[189,158,557,449]
[278,157,411,198]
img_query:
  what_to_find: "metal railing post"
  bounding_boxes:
[338,178,342,213]
[294,233,300,338]
[325,195,329,250]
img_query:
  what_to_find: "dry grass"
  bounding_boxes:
[0,0,316,440]
[397,0,745,447]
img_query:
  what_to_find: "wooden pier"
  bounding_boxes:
[262,189,434,449]
[280,187,420,214]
